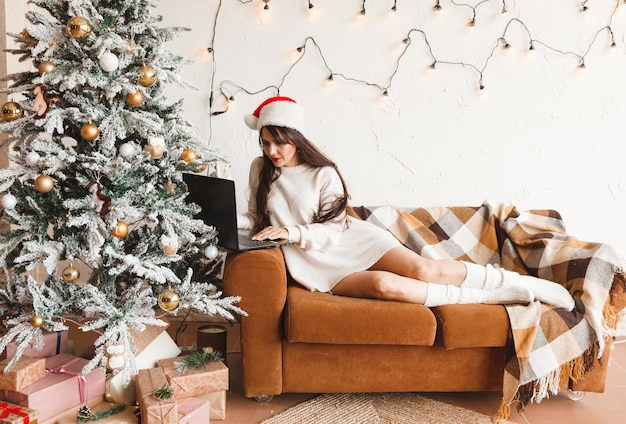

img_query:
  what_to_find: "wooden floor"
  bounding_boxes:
[222,337,626,423]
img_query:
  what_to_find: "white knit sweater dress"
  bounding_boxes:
[238,157,400,292]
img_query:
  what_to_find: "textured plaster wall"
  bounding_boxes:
[3,1,625,254]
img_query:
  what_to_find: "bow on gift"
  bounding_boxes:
[0,402,31,424]
[46,357,88,404]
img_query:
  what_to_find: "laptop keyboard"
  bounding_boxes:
[238,234,277,248]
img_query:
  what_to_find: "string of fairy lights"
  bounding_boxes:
[203,0,625,118]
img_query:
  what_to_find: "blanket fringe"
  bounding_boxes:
[493,348,597,423]
[492,399,511,423]
[604,270,626,330]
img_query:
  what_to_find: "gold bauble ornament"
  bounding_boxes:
[1,101,24,122]
[157,288,181,312]
[180,148,198,163]
[137,64,158,87]
[34,174,54,193]
[38,60,56,75]
[161,244,178,255]
[66,16,92,40]
[30,314,44,328]
[146,145,164,159]
[81,123,99,141]
[111,220,129,238]
[62,263,80,283]
[126,91,144,107]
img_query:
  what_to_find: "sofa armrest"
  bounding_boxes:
[223,248,288,398]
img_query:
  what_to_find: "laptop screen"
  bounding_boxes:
[182,173,239,251]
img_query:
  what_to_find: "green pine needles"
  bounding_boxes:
[154,383,174,400]
[77,404,125,423]
[173,350,222,373]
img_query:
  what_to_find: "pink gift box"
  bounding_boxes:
[177,397,210,424]
[0,356,46,392]
[3,330,68,360]
[158,357,228,399]
[0,353,106,421]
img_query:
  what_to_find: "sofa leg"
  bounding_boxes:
[255,395,274,403]
[567,389,585,401]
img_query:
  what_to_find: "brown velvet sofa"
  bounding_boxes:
[223,246,626,402]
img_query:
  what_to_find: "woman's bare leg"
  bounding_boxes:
[369,246,467,286]
[332,269,533,306]
[332,269,429,303]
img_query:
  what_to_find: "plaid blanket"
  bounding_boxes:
[349,202,626,422]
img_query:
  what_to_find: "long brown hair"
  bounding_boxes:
[253,126,350,233]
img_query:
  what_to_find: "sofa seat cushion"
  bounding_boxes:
[432,304,511,349]
[285,285,437,346]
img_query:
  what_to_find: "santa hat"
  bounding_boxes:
[244,96,306,136]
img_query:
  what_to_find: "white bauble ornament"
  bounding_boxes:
[118,143,136,158]
[99,52,119,72]
[204,245,219,259]
[25,151,41,166]
[0,194,17,209]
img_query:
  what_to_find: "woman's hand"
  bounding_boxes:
[252,226,289,241]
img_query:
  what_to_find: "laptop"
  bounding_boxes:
[182,173,293,252]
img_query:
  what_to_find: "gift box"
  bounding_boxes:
[177,397,210,424]
[2,330,68,360]
[0,401,38,424]
[197,391,226,421]
[0,353,106,421]
[106,327,181,405]
[136,368,178,424]
[0,356,46,392]
[158,357,228,399]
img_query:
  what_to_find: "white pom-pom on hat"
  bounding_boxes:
[244,96,306,136]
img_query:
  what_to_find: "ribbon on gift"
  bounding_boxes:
[54,331,62,355]
[46,356,88,404]
[0,402,31,424]
[142,369,176,423]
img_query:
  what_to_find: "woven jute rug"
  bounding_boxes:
[260,392,511,424]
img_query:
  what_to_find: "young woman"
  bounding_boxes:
[237,97,574,310]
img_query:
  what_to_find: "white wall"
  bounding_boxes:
[155,0,626,253]
[4,1,625,253]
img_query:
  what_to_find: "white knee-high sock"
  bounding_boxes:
[423,283,533,307]
[461,261,574,311]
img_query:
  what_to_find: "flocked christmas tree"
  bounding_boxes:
[0,0,244,386]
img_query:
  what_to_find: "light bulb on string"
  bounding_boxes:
[262,0,269,11]
[433,1,443,14]
[325,73,335,89]
[390,1,397,16]
[580,1,589,12]
[308,1,314,9]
